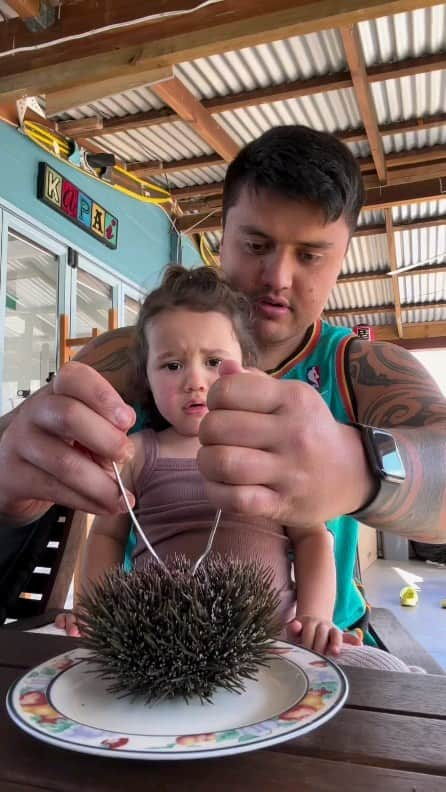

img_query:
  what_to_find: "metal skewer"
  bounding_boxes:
[192,508,222,575]
[113,461,222,577]
[112,461,170,575]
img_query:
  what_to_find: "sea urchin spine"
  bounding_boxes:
[77,554,282,704]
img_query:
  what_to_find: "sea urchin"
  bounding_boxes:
[77,554,281,704]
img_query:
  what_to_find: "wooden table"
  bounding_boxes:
[1,631,446,791]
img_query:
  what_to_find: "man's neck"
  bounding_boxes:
[258,325,314,372]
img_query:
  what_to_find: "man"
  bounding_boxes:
[1,126,446,632]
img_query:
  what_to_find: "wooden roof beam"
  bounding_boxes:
[385,209,404,337]
[374,322,446,345]
[56,99,446,147]
[153,76,238,162]
[0,0,443,102]
[366,176,446,209]
[338,264,446,284]
[174,164,446,210]
[341,25,386,183]
[45,66,173,117]
[126,153,225,177]
[176,211,223,234]
[176,204,446,237]
[128,144,446,181]
[325,300,446,319]
[6,0,40,18]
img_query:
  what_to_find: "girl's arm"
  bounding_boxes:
[79,435,145,597]
[79,511,131,597]
[289,526,342,655]
[56,437,145,636]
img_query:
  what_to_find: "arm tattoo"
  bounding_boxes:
[74,326,136,399]
[347,339,446,541]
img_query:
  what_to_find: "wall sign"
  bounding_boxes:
[38,162,118,249]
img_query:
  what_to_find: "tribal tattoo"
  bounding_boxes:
[74,326,136,401]
[347,339,446,541]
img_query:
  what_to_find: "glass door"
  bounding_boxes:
[0,214,68,414]
[70,255,119,339]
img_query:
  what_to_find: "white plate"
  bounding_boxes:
[7,641,348,760]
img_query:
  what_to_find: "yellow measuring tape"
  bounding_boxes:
[22,120,172,206]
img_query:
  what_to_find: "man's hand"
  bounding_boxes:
[0,362,136,526]
[198,360,375,529]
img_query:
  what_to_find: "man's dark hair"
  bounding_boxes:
[223,125,364,233]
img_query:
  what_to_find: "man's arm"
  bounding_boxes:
[73,325,136,403]
[347,339,446,542]
[0,325,136,447]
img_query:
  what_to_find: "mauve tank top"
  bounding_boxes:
[133,429,296,625]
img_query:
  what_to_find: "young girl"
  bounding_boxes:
[57,265,344,655]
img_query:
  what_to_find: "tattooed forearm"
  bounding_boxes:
[74,326,136,400]
[347,339,446,542]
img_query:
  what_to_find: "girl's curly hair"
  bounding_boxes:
[132,264,257,429]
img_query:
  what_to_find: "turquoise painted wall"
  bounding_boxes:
[0,121,170,290]
[179,234,204,268]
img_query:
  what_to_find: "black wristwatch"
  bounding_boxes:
[351,424,406,519]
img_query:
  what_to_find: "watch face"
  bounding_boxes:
[372,429,406,483]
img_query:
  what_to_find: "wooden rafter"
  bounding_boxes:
[363,161,446,190]
[366,177,446,210]
[176,166,446,215]
[176,202,446,236]
[172,183,225,200]
[151,76,238,163]
[384,209,404,338]
[374,322,446,345]
[338,262,446,284]
[341,25,386,183]
[138,146,446,181]
[127,154,225,177]
[59,99,446,147]
[45,66,173,117]
[325,300,446,319]
[6,0,40,18]
[0,0,443,102]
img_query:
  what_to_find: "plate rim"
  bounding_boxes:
[6,641,348,761]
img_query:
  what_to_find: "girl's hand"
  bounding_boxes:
[54,611,81,637]
[286,616,343,655]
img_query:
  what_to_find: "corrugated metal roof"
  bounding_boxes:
[399,271,446,304]
[204,231,222,252]
[328,312,395,327]
[87,121,213,163]
[357,210,386,226]
[383,124,446,154]
[342,234,389,275]
[392,198,446,273]
[15,2,444,333]
[56,87,164,121]
[392,200,446,224]
[358,4,446,65]
[403,306,446,323]
[0,1,17,20]
[215,88,361,147]
[394,226,446,270]
[151,165,227,190]
[176,30,346,100]
[327,279,394,311]
[372,72,446,127]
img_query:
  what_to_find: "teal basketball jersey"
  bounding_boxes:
[268,319,367,633]
[127,319,369,638]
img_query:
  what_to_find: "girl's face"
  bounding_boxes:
[145,308,244,437]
